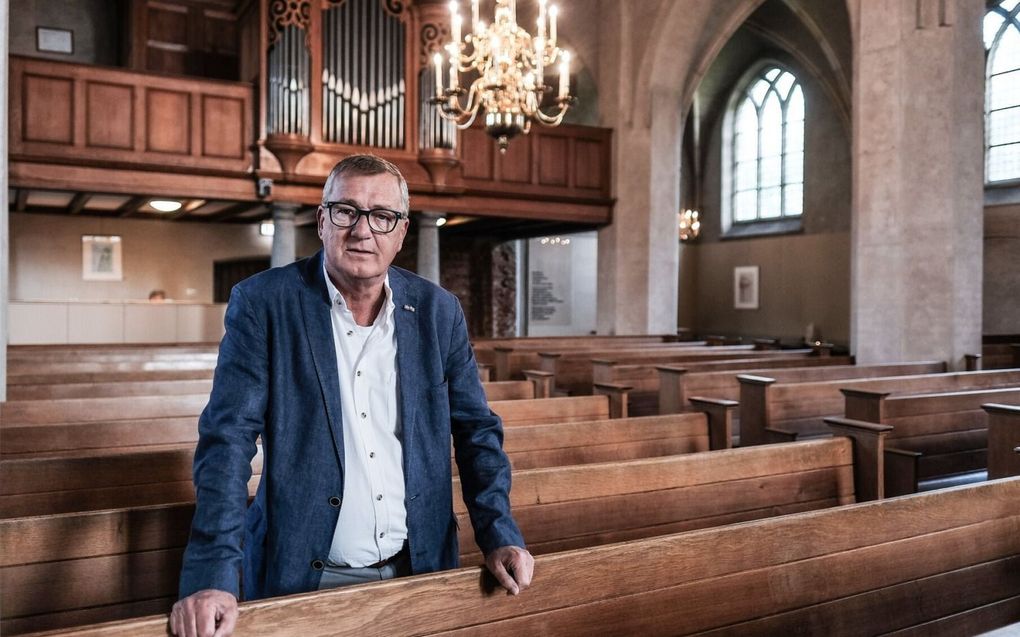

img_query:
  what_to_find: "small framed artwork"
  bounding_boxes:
[734,265,759,310]
[82,235,123,281]
[36,27,74,54]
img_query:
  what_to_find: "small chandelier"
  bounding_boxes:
[679,209,701,241]
[432,0,575,152]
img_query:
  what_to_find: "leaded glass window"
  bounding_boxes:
[986,0,1020,182]
[729,66,804,222]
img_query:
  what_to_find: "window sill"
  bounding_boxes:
[721,218,804,240]
[985,180,1020,207]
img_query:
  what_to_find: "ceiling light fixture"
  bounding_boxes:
[149,199,183,213]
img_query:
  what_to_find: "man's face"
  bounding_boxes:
[317,172,408,288]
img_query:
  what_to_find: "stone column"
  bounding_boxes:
[596,88,681,335]
[417,212,444,284]
[850,0,984,368]
[270,202,299,268]
[1,0,10,400]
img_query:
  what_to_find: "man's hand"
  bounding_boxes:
[484,545,534,595]
[169,589,238,637]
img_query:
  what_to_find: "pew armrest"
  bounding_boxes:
[884,447,921,497]
[476,363,493,383]
[656,365,690,415]
[522,370,554,399]
[764,427,798,443]
[688,397,738,450]
[964,353,982,371]
[593,383,632,419]
[825,416,894,502]
[984,403,1020,479]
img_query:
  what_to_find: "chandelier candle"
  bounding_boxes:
[431,0,577,152]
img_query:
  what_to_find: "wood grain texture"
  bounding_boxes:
[44,479,1020,637]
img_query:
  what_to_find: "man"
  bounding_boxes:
[171,155,533,637]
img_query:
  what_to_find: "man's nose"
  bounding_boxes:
[348,213,373,238]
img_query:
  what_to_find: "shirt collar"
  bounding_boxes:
[323,262,395,327]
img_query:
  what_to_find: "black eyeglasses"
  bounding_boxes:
[322,202,407,234]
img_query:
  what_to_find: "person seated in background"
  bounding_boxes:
[148,290,167,303]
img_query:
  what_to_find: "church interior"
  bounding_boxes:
[2,0,1020,634]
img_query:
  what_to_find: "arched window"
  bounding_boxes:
[986,0,1020,182]
[728,65,804,223]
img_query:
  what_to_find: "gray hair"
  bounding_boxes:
[322,154,410,212]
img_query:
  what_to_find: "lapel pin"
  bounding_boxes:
[403,304,416,313]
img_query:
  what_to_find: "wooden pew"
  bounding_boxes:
[1,436,859,634]
[481,370,553,401]
[981,335,1020,369]
[539,344,797,396]
[5,379,214,401]
[657,354,899,416]
[471,334,684,381]
[986,403,1020,480]
[739,367,1020,446]
[0,381,593,457]
[832,386,1020,495]
[34,478,1020,637]
[493,398,737,473]
[490,394,622,425]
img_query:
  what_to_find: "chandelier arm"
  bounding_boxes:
[532,102,569,126]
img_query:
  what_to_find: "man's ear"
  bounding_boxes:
[316,206,326,240]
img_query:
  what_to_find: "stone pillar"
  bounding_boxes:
[417,212,444,284]
[850,0,984,368]
[597,88,681,335]
[270,202,299,268]
[1,0,10,400]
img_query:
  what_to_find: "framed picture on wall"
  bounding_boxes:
[82,235,123,281]
[734,265,759,310]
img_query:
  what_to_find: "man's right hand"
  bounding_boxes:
[169,589,238,637]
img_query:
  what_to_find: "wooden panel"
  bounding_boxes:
[146,47,188,76]
[538,135,569,186]
[146,89,191,153]
[201,95,244,158]
[575,138,604,189]
[86,82,134,149]
[49,480,1020,637]
[460,126,494,179]
[497,136,532,183]
[22,75,73,144]
[147,4,189,45]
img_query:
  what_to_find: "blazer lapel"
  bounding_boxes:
[389,268,421,458]
[300,251,346,469]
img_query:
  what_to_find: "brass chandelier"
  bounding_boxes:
[432,0,575,152]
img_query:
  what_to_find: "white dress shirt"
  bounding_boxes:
[323,267,408,567]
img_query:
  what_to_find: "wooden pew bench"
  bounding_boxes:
[36,477,1020,637]
[739,367,1020,446]
[2,435,861,634]
[5,379,214,401]
[539,344,799,396]
[657,359,938,416]
[472,334,683,381]
[478,398,737,474]
[829,386,1020,495]
[481,370,553,401]
[594,349,844,416]
[986,403,1020,480]
[489,394,622,425]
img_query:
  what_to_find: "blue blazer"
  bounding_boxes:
[178,251,525,601]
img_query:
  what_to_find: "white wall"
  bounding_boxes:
[10,213,321,303]
[525,231,598,336]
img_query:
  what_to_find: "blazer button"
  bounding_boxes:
[311,559,325,570]
[328,496,341,508]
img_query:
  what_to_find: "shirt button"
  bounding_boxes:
[311,559,325,570]
[361,412,367,419]
[328,496,341,508]
[379,532,385,539]
[346,330,353,336]
[369,452,375,458]
[376,494,383,501]
[356,370,362,377]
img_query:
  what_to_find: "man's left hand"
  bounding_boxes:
[484,545,534,595]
